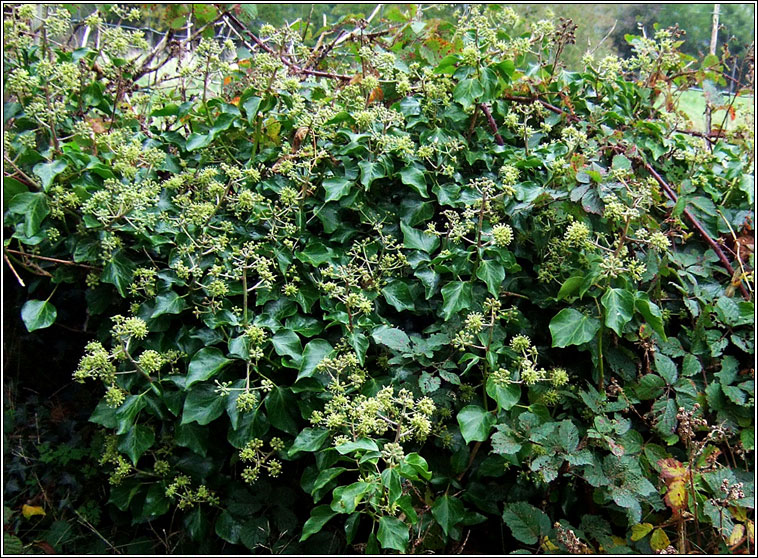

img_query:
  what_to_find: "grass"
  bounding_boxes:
[675,89,753,132]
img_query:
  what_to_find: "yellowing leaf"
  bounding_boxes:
[657,458,687,483]
[21,504,45,519]
[541,538,559,552]
[746,520,754,544]
[630,522,654,541]
[649,528,670,551]
[727,524,745,547]
[663,479,688,512]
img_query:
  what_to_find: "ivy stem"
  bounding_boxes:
[595,298,605,390]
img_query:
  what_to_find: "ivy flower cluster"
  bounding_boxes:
[238,438,285,484]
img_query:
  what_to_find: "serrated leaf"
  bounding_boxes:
[502,502,551,545]
[549,308,601,348]
[653,352,677,385]
[372,325,411,353]
[630,522,654,541]
[650,528,670,551]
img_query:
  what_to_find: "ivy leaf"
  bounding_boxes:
[381,468,403,505]
[20,300,57,332]
[453,77,483,109]
[272,330,303,366]
[300,505,337,542]
[549,308,601,348]
[264,387,298,435]
[322,176,352,202]
[175,422,210,457]
[359,161,385,189]
[601,288,635,336]
[476,259,505,296]
[186,132,212,151]
[502,501,551,545]
[33,159,67,191]
[151,291,188,318]
[635,293,667,340]
[118,424,155,465]
[331,481,372,514]
[399,165,428,198]
[182,384,226,425]
[186,348,233,388]
[347,331,369,366]
[297,339,332,380]
[431,494,464,537]
[289,428,330,456]
[400,221,439,253]
[441,281,473,320]
[372,325,411,353]
[485,376,520,411]
[377,516,409,552]
[101,251,135,298]
[457,405,495,443]
[382,281,415,312]
[7,192,49,238]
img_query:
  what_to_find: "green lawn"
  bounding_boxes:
[675,89,753,132]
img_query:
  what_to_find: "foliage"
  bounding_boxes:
[3,3,755,554]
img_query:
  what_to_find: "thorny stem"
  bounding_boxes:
[640,159,750,300]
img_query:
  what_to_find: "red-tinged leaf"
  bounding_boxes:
[663,479,688,512]
[657,458,688,484]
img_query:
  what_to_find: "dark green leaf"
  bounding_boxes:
[300,505,337,542]
[549,308,601,347]
[297,339,332,380]
[441,281,473,320]
[289,428,330,456]
[457,405,495,443]
[264,387,298,435]
[382,281,415,312]
[20,299,57,332]
[502,501,551,545]
[400,221,439,253]
[182,384,226,425]
[601,288,635,336]
[431,494,464,537]
[477,259,505,296]
[399,165,428,198]
[118,424,154,465]
[33,159,67,191]
[186,348,233,388]
[377,516,409,552]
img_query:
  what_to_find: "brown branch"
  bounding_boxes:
[640,160,751,300]
[4,253,26,286]
[502,94,577,121]
[4,249,101,270]
[478,104,504,146]
[224,12,352,81]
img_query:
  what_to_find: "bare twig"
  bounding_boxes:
[4,249,101,270]
[640,159,750,300]
[4,253,25,287]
